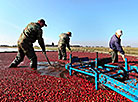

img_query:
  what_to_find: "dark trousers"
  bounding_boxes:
[10,43,37,69]
[110,50,118,63]
[58,45,67,60]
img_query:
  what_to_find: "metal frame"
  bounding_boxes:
[65,53,138,102]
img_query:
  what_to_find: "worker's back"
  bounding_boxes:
[18,22,42,44]
[58,33,70,47]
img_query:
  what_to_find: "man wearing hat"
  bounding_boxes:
[9,19,47,70]
[58,32,72,60]
[109,29,125,63]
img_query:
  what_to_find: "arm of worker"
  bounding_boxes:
[67,44,72,52]
[66,42,72,52]
[37,30,46,54]
[38,38,46,53]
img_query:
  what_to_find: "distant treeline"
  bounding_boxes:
[0,45,17,47]
[0,45,132,48]
[0,44,82,47]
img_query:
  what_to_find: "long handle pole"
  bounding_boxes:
[44,53,52,66]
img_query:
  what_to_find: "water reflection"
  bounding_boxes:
[0,47,42,52]
[37,61,66,77]
[0,48,18,52]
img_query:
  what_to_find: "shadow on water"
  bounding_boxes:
[37,61,67,78]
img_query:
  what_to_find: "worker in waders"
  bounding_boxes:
[58,32,72,60]
[109,29,125,63]
[9,19,47,70]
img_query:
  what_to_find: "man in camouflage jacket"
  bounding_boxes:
[9,19,47,70]
[58,32,72,60]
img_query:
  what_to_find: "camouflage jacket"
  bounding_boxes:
[18,22,45,52]
[58,33,71,50]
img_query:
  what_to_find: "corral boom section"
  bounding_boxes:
[65,53,138,102]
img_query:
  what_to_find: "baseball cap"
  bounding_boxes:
[116,29,123,35]
[67,32,72,37]
[39,19,47,27]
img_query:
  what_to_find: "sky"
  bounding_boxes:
[0,0,138,47]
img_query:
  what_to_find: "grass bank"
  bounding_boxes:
[45,47,138,56]
[1,46,138,56]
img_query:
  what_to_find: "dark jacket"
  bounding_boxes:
[109,34,124,54]
[58,33,71,50]
[18,22,45,52]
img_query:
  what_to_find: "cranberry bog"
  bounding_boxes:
[0,51,138,101]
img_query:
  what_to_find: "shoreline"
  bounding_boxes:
[1,46,138,57]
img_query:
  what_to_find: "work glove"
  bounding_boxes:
[109,48,113,53]
[42,51,46,55]
[121,54,125,62]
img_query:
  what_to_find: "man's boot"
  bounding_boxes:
[30,56,37,70]
[58,56,62,60]
[9,55,24,68]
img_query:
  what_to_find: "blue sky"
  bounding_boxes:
[0,0,138,47]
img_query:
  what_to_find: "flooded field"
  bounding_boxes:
[0,47,18,52]
[0,51,134,101]
[37,61,66,78]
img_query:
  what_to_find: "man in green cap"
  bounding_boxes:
[58,32,72,60]
[9,19,47,70]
